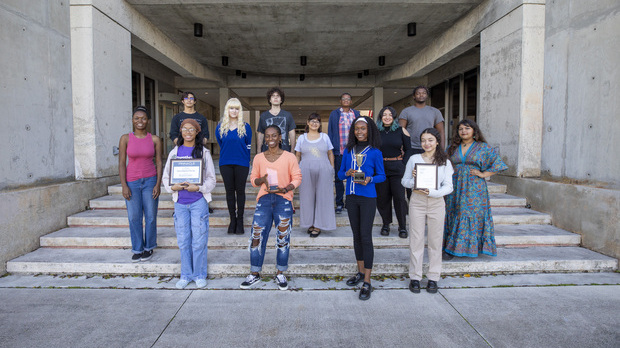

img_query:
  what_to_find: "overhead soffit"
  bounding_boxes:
[126,1,483,78]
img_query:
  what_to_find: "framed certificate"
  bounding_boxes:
[169,159,203,185]
[414,163,438,190]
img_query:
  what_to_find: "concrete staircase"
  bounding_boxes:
[7,168,618,277]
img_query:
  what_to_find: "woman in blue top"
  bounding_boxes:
[216,98,252,235]
[338,116,385,300]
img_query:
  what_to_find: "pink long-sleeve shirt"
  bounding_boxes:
[250,151,302,202]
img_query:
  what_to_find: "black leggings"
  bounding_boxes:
[219,165,249,218]
[376,172,407,229]
[346,194,376,270]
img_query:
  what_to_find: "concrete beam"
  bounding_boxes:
[70,0,223,83]
[226,75,378,89]
[379,0,544,83]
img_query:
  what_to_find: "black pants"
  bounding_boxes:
[346,194,376,270]
[219,165,249,218]
[333,154,344,207]
[405,148,425,199]
[376,169,407,229]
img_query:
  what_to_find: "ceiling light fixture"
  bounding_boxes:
[364,69,369,76]
[378,56,385,66]
[194,23,203,37]
[358,72,363,79]
[241,72,247,79]
[407,22,416,37]
[222,56,228,66]
[235,70,241,76]
[299,74,305,81]
[300,56,307,66]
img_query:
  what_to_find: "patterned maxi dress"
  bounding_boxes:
[444,142,507,257]
[295,133,337,231]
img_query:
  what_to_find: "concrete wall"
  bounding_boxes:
[71,4,131,179]
[494,175,620,260]
[479,3,545,177]
[0,177,118,274]
[541,0,620,187]
[0,1,74,191]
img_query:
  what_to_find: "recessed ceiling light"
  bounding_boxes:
[204,92,208,95]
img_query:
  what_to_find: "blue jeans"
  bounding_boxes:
[249,194,292,272]
[174,197,209,281]
[334,154,344,207]
[125,175,159,254]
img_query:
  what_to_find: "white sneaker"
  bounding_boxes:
[176,279,191,289]
[276,274,288,290]
[240,273,260,289]
[195,279,207,289]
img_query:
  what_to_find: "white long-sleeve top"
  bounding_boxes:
[401,154,454,198]
[162,146,217,203]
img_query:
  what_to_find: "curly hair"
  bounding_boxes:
[420,128,448,166]
[267,87,285,106]
[447,119,487,157]
[346,116,382,150]
[219,98,247,138]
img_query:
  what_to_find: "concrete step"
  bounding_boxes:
[107,181,508,195]
[40,224,580,249]
[7,246,617,276]
[67,207,550,228]
[89,193,524,210]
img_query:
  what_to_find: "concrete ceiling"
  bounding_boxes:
[128,0,483,115]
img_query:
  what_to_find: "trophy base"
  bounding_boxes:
[352,172,366,183]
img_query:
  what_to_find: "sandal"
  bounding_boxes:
[309,229,321,238]
[307,227,314,234]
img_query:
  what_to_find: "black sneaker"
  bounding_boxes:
[335,205,343,214]
[276,274,288,290]
[359,282,372,300]
[131,253,141,263]
[240,273,260,289]
[346,272,364,286]
[426,280,438,294]
[140,250,153,261]
[409,279,421,293]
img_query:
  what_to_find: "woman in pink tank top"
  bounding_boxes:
[118,106,163,263]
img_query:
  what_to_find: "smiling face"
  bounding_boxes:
[264,127,281,148]
[182,93,196,109]
[458,124,474,141]
[421,132,438,153]
[180,124,197,143]
[381,109,394,127]
[340,94,352,108]
[228,106,239,119]
[132,111,148,131]
[307,118,320,131]
[354,121,368,142]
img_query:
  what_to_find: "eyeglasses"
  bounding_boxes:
[183,97,195,101]
[341,97,351,101]
[308,120,320,124]
[181,128,197,133]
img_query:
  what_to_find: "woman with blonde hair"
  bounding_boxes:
[216,98,252,235]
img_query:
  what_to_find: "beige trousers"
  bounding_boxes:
[408,193,445,282]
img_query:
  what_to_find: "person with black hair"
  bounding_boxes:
[163,118,216,289]
[375,106,412,238]
[118,106,163,262]
[169,91,210,146]
[444,119,507,259]
[338,116,385,300]
[257,87,296,153]
[401,128,453,294]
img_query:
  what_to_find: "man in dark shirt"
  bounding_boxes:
[256,87,296,153]
[169,91,209,146]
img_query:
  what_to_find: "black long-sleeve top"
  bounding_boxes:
[378,127,412,176]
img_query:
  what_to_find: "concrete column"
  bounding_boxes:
[479,3,545,177]
[372,87,383,120]
[71,4,131,178]
[218,88,229,122]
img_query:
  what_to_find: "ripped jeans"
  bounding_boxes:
[249,194,293,273]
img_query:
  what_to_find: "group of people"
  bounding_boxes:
[117,86,507,300]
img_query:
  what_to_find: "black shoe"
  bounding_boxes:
[235,216,245,234]
[346,272,364,286]
[442,252,454,261]
[227,216,237,234]
[131,253,141,263]
[409,279,421,293]
[209,207,214,214]
[427,280,438,294]
[240,273,260,289]
[398,228,408,239]
[380,224,390,236]
[140,250,153,261]
[335,205,343,214]
[359,282,372,300]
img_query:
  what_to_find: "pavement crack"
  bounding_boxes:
[440,291,493,347]
[150,290,193,347]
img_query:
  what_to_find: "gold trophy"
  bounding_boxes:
[353,153,367,183]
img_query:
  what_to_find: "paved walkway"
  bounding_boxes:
[1,273,619,348]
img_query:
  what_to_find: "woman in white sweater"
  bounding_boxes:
[401,128,453,294]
